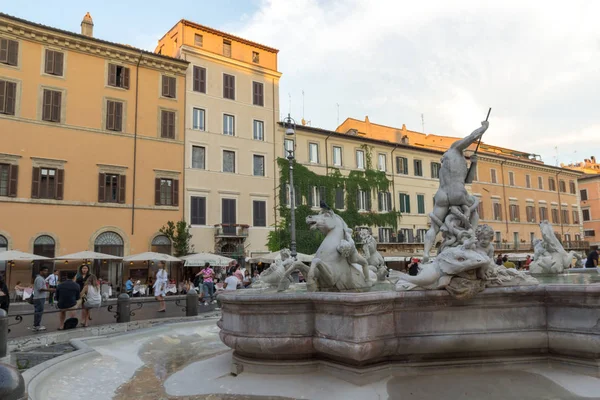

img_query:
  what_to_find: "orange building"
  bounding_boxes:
[578,175,600,248]
[0,13,188,288]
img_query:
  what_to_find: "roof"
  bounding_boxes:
[579,173,600,181]
[0,12,188,65]
[179,19,279,53]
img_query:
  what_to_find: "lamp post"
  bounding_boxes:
[284,114,297,260]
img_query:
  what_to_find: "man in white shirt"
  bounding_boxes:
[224,272,239,291]
[45,269,59,305]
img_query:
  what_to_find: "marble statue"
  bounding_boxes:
[359,229,388,281]
[255,248,294,289]
[529,221,582,274]
[277,207,377,292]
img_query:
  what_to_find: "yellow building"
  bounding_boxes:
[0,13,188,287]
[577,175,600,248]
[156,20,281,261]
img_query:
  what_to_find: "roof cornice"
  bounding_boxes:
[181,45,281,78]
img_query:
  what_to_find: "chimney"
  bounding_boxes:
[81,12,94,37]
[592,156,597,164]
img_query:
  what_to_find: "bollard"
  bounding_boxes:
[186,291,198,317]
[0,362,26,400]
[0,309,7,359]
[116,293,131,323]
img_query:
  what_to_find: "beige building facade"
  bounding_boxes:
[578,175,600,248]
[156,20,281,260]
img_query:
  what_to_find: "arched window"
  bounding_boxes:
[151,235,171,255]
[33,235,56,277]
[94,231,124,256]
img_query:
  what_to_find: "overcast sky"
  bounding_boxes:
[4,0,598,166]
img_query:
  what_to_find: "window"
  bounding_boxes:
[105,100,123,132]
[253,200,266,227]
[526,205,536,223]
[309,186,326,207]
[356,150,365,169]
[191,196,206,225]
[378,154,387,172]
[194,34,203,47]
[44,49,64,76]
[378,228,392,243]
[223,114,235,136]
[491,169,497,184]
[580,189,588,201]
[155,178,178,206]
[98,173,125,203]
[223,39,232,57]
[431,162,441,179]
[548,177,556,191]
[192,146,205,169]
[252,51,260,63]
[575,233,581,241]
[192,108,205,131]
[0,80,16,115]
[413,159,423,176]
[417,194,425,214]
[509,204,520,222]
[108,64,130,89]
[561,209,570,224]
[223,150,235,173]
[0,163,17,197]
[396,157,408,174]
[332,146,342,166]
[569,180,576,194]
[309,143,319,163]
[573,210,580,224]
[378,192,392,212]
[335,187,344,209]
[253,120,264,141]
[551,208,559,224]
[584,230,595,238]
[539,206,548,221]
[493,202,502,221]
[525,175,531,188]
[284,139,294,157]
[416,229,427,243]
[252,81,264,106]
[223,74,235,100]
[161,75,176,98]
[221,198,237,230]
[357,190,371,211]
[582,208,591,221]
[285,184,301,207]
[538,176,543,189]
[399,193,410,213]
[399,228,413,243]
[559,180,566,193]
[253,155,265,176]
[508,172,515,186]
[495,232,502,244]
[192,66,206,93]
[160,110,175,138]
[0,38,18,66]
[477,199,484,219]
[32,167,63,200]
[42,89,62,122]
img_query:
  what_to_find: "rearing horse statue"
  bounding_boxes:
[277,208,375,292]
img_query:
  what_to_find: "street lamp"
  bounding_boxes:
[283,114,297,260]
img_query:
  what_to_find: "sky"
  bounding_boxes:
[3,0,599,166]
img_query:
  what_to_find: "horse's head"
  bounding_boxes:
[306,209,339,234]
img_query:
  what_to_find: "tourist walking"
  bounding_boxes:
[56,271,80,330]
[45,269,59,305]
[32,266,54,331]
[154,261,168,312]
[76,264,91,292]
[585,248,599,268]
[0,275,9,312]
[200,262,216,304]
[81,274,102,328]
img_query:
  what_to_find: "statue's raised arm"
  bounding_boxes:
[450,121,489,152]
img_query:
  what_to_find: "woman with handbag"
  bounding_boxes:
[80,274,101,328]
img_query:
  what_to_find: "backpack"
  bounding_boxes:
[193,274,204,288]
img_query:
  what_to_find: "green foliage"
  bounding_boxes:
[268,155,401,253]
[159,220,194,257]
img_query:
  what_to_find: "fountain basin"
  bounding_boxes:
[218,284,600,381]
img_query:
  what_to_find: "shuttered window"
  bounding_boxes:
[396,157,408,174]
[160,110,176,139]
[161,75,176,98]
[44,50,64,76]
[252,81,264,106]
[253,200,266,227]
[0,164,18,197]
[431,162,441,179]
[192,146,205,169]
[253,155,265,176]
[526,205,536,223]
[569,180,576,194]
[493,202,502,220]
[413,160,423,176]
[223,150,235,173]
[42,89,62,122]
[223,74,235,100]
[378,192,392,212]
[31,167,64,200]
[191,196,206,225]
[223,40,232,57]
[399,193,410,213]
[98,173,125,203]
[539,206,548,221]
[0,38,18,66]
[417,194,425,214]
[509,204,520,222]
[335,187,344,209]
[107,64,130,89]
[106,100,123,131]
[0,80,16,115]
[154,178,179,206]
[193,66,206,93]
[572,210,580,224]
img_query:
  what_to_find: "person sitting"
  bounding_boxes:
[502,256,516,269]
[14,281,27,301]
[56,271,80,330]
[125,277,134,296]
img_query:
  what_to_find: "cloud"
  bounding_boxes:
[234,0,600,165]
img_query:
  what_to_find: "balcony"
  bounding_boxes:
[214,224,249,238]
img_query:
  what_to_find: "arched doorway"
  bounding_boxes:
[151,235,172,255]
[94,231,124,289]
[33,235,56,279]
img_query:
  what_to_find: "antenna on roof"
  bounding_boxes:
[336,103,340,127]
[302,90,305,120]
[421,113,425,133]
[288,93,292,116]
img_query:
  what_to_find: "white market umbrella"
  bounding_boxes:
[248,250,314,264]
[0,250,51,261]
[123,252,181,262]
[180,253,234,267]
[55,251,123,260]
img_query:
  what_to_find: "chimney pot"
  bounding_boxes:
[81,12,94,37]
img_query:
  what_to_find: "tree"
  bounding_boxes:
[159,220,194,257]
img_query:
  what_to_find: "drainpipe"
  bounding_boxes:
[272,78,278,227]
[556,170,564,237]
[324,132,334,176]
[182,53,187,223]
[499,160,509,237]
[131,52,143,236]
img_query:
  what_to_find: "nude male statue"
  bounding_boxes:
[423,121,489,262]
